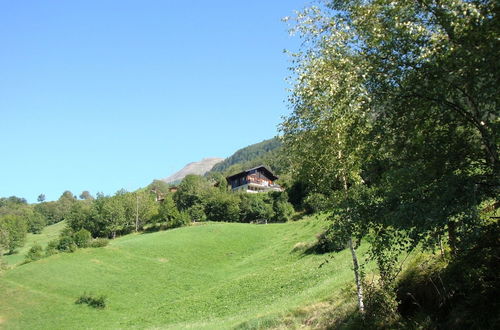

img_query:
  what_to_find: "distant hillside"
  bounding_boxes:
[162,157,224,184]
[209,137,283,176]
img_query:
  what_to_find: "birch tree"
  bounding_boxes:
[282,0,498,314]
[281,6,372,314]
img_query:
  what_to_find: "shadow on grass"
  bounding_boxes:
[291,228,346,256]
[234,299,364,330]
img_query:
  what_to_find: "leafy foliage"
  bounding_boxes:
[89,238,109,248]
[282,0,499,322]
[73,229,92,248]
[75,292,106,309]
[0,214,27,254]
[24,244,44,263]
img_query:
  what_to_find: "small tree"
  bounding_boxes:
[0,214,28,254]
[156,194,181,228]
[25,244,44,263]
[239,194,274,223]
[174,175,211,211]
[79,191,94,200]
[205,193,240,222]
[73,229,92,248]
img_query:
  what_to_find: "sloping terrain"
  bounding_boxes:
[3,220,66,266]
[0,217,361,329]
[162,157,224,184]
[208,138,283,176]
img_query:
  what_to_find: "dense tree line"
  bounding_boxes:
[1,174,295,267]
[281,0,498,327]
[56,176,295,240]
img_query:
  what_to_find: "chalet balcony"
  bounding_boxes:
[227,165,283,193]
[241,182,283,193]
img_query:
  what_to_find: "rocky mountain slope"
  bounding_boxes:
[162,157,224,184]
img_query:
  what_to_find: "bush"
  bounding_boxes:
[24,244,44,263]
[309,227,347,254]
[45,240,59,256]
[73,229,91,248]
[205,193,240,222]
[75,292,106,309]
[0,214,28,254]
[272,200,294,222]
[187,204,206,222]
[57,234,75,252]
[239,194,273,223]
[89,238,109,248]
[169,211,190,229]
[26,212,46,234]
[363,282,400,328]
[303,193,329,214]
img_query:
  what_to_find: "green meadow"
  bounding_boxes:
[3,221,66,266]
[0,217,365,329]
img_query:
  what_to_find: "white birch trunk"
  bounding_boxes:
[135,194,139,232]
[348,236,365,315]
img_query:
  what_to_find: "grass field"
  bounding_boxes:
[3,221,66,266]
[0,216,367,329]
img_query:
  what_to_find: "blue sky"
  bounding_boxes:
[0,1,306,202]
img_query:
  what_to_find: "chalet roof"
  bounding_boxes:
[226,165,278,181]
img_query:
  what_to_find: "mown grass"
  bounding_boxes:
[3,220,66,266]
[0,215,369,329]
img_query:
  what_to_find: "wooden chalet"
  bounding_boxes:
[226,166,283,193]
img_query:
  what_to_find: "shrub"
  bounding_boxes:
[205,193,240,222]
[24,244,44,263]
[45,239,59,256]
[239,194,273,223]
[187,204,206,222]
[363,281,400,328]
[75,292,106,309]
[89,238,109,248]
[303,193,329,214]
[57,235,74,252]
[309,227,347,254]
[170,211,190,229]
[73,228,91,248]
[26,212,46,234]
[0,214,28,254]
[272,200,294,222]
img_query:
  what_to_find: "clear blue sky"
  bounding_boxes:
[0,1,306,202]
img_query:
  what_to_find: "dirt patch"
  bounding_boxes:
[158,258,169,263]
[90,259,103,264]
[0,316,6,325]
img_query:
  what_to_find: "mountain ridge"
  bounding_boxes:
[162,157,224,183]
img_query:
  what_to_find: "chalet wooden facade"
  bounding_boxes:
[226,166,283,193]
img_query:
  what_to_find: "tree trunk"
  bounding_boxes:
[338,133,365,315]
[349,236,365,315]
[447,220,457,256]
[135,194,139,232]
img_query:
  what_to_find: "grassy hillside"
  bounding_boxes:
[0,216,367,329]
[3,220,66,266]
